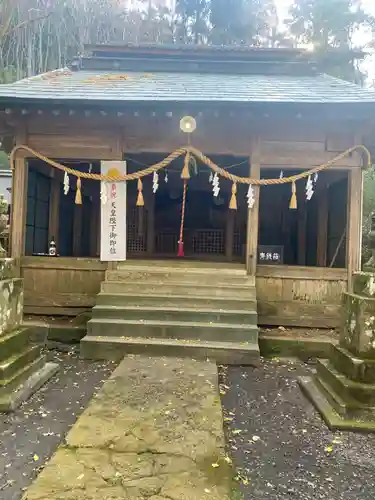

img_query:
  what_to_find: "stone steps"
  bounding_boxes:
[101,280,257,298]
[81,336,260,366]
[0,328,31,363]
[106,269,255,286]
[332,345,375,383]
[0,345,40,382]
[316,359,375,407]
[82,261,260,366]
[88,318,258,344]
[0,354,47,394]
[91,304,258,325]
[96,292,256,310]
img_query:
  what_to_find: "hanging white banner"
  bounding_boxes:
[100,161,127,261]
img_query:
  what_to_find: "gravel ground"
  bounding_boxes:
[220,359,375,500]
[0,347,116,500]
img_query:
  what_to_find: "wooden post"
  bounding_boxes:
[10,128,28,259]
[316,182,329,267]
[72,204,83,257]
[347,168,363,289]
[146,183,155,256]
[297,188,307,266]
[225,210,234,261]
[90,200,99,257]
[246,138,261,275]
[48,174,60,248]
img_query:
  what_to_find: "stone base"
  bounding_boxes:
[299,376,375,432]
[0,326,59,413]
[0,362,59,413]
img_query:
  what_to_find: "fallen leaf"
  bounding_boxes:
[325,446,333,453]
[33,455,39,462]
[232,429,242,435]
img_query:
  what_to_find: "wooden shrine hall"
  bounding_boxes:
[1,44,375,362]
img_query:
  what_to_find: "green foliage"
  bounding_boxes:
[0,151,9,170]
[362,168,375,263]
[286,0,375,82]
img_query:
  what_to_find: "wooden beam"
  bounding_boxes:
[316,182,329,267]
[347,168,363,289]
[10,127,28,259]
[48,176,60,248]
[246,138,261,275]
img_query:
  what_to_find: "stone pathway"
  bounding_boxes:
[23,356,233,500]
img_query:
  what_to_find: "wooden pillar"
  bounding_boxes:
[297,189,307,266]
[48,174,60,247]
[316,182,329,267]
[72,204,83,257]
[10,128,28,259]
[347,168,363,289]
[146,185,155,256]
[225,210,234,261]
[246,138,261,275]
[90,200,100,257]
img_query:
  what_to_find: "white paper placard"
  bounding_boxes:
[100,161,127,261]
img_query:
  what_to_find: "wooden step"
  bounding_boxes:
[81,335,260,366]
[87,318,259,344]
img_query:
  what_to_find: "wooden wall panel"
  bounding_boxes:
[27,133,121,160]
[21,257,107,316]
[256,265,347,328]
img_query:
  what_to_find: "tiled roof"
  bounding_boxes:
[0,69,375,104]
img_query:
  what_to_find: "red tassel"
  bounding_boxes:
[177,240,184,257]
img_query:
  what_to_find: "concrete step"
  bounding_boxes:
[101,280,256,299]
[106,269,255,286]
[96,292,257,310]
[91,304,258,325]
[317,359,375,407]
[0,328,31,363]
[80,335,260,366]
[0,345,40,382]
[87,318,259,344]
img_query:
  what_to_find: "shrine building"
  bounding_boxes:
[1,44,375,364]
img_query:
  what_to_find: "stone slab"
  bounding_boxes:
[0,362,59,413]
[22,355,233,500]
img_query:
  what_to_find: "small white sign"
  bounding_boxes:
[100,161,127,261]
